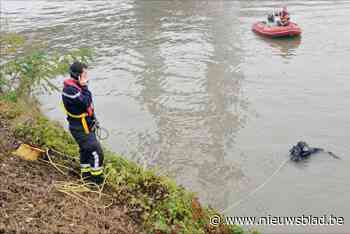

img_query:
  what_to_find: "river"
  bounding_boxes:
[2,0,350,233]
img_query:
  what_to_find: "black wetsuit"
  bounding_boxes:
[289,141,339,161]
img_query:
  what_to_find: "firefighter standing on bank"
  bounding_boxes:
[62,61,104,185]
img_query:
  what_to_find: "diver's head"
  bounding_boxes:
[297,141,310,152]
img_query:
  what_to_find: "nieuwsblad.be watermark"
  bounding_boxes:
[210,214,345,226]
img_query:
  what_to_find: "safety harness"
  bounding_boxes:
[62,79,94,134]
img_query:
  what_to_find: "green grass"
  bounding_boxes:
[1,98,247,234]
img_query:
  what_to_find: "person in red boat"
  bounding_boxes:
[277,7,290,26]
[268,7,290,26]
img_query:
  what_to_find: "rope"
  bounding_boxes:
[45,149,67,175]
[95,125,109,140]
[222,157,290,214]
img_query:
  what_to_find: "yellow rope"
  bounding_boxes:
[46,149,66,175]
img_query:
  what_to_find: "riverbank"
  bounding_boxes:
[0,99,140,233]
[0,97,248,233]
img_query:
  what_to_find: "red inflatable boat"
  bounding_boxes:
[252,21,302,38]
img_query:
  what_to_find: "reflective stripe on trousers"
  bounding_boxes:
[91,151,103,176]
[80,163,91,173]
[70,127,104,176]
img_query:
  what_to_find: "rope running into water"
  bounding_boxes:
[222,157,290,214]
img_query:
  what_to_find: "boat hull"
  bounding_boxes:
[252,21,302,38]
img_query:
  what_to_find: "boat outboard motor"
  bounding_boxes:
[289,141,340,161]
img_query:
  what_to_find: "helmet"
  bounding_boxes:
[297,141,309,152]
[282,6,288,15]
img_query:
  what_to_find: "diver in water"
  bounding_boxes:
[289,141,340,161]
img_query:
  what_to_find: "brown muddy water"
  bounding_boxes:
[2,0,350,233]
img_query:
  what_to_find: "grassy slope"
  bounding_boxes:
[0,97,248,234]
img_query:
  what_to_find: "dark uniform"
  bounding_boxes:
[62,68,104,184]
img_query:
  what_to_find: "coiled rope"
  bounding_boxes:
[95,125,110,140]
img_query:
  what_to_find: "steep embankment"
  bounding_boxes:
[0,98,246,234]
[0,100,138,233]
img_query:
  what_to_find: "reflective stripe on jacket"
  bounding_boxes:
[62,79,95,133]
